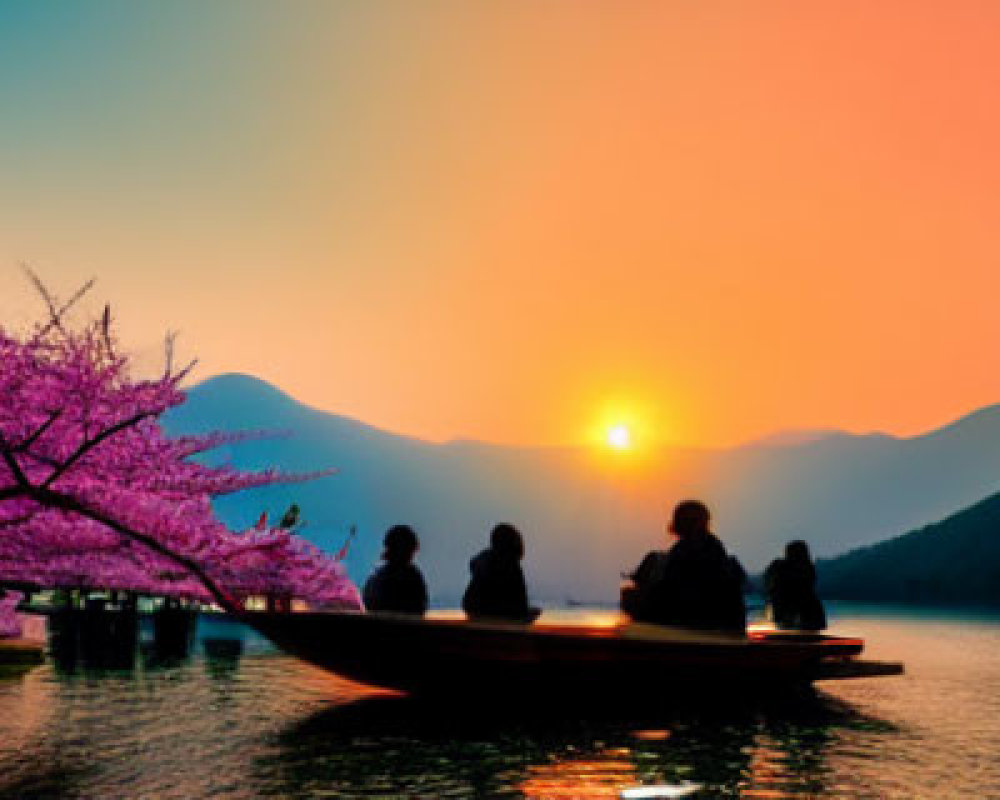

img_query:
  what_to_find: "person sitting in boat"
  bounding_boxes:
[362,525,429,616]
[462,523,541,624]
[764,540,827,631]
[624,500,746,633]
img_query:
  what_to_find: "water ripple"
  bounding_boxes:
[2,614,999,798]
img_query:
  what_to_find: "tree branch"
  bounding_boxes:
[19,451,60,470]
[0,435,30,488]
[13,410,63,452]
[28,271,96,339]
[98,303,117,360]
[32,486,240,614]
[0,512,37,529]
[57,279,97,325]
[42,412,153,489]
[22,264,63,335]
[0,486,29,502]
[163,330,177,377]
[175,358,198,383]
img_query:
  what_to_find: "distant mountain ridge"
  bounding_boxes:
[818,491,1000,607]
[741,428,855,448]
[164,373,1000,605]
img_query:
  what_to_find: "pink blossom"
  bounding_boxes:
[0,591,21,637]
[0,281,361,615]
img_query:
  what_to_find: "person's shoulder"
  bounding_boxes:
[702,533,730,558]
[707,532,728,549]
[639,550,669,566]
[634,550,669,583]
[727,554,747,579]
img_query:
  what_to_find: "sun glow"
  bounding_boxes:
[607,424,632,450]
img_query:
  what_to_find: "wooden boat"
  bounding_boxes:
[246,610,903,699]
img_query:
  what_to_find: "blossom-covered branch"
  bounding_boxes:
[0,277,360,633]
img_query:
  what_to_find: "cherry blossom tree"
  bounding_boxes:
[0,274,360,636]
[0,591,21,638]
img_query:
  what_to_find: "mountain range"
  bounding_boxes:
[163,374,1000,605]
[818,491,1000,607]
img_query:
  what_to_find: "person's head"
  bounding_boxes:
[668,500,712,538]
[382,524,419,564]
[490,523,524,560]
[785,540,812,564]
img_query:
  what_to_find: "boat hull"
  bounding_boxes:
[246,611,900,698]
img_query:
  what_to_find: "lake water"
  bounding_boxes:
[1,609,999,799]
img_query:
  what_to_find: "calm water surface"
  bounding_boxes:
[1,611,999,799]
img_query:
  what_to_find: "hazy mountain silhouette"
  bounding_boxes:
[740,428,845,447]
[164,373,1000,605]
[818,491,1000,607]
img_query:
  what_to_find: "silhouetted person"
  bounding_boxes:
[624,500,746,633]
[764,540,827,631]
[363,525,429,616]
[462,523,541,623]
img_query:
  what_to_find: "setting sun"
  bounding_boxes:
[607,424,632,450]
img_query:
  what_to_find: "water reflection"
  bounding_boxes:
[203,642,243,683]
[47,607,198,674]
[264,686,892,798]
[0,659,924,800]
[519,755,637,798]
[0,614,998,798]
[48,607,139,672]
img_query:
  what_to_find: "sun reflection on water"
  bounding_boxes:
[520,753,638,799]
[1,613,999,798]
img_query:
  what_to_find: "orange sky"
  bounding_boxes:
[2,2,999,447]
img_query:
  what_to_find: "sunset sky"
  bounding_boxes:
[2,1,999,448]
